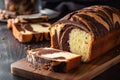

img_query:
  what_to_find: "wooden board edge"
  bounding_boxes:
[76,55,120,80]
[11,59,62,80]
[11,55,120,80]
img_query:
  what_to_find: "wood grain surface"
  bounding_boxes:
[11,46,120,80]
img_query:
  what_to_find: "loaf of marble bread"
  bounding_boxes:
[12,22,51,42]
[27,48,81,72]
[50,5,120,62]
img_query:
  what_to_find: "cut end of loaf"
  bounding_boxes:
[51,23,93,62]
[68,29,92,61]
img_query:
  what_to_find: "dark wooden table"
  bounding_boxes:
[0,0,120,80]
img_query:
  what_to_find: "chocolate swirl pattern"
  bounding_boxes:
[50,5,120,62]
[27,48,81,72]
[12,23,51,42]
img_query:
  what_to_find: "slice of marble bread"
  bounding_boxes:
[27,48,81,72]
[12,22,51,42]
[7,15,48,29]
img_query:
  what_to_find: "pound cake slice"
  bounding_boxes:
[7,15,48,29]
[12,22,51,42]
[50,5,120,62]
[27,48,81,72]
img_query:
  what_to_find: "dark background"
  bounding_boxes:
[43,0,120,16]
[0,0,120,80]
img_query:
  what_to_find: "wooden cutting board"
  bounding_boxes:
[11,46,120,80]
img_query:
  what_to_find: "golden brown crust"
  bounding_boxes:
[7,18,19,29]
[12,24,33,42]
[88,29,120,62]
